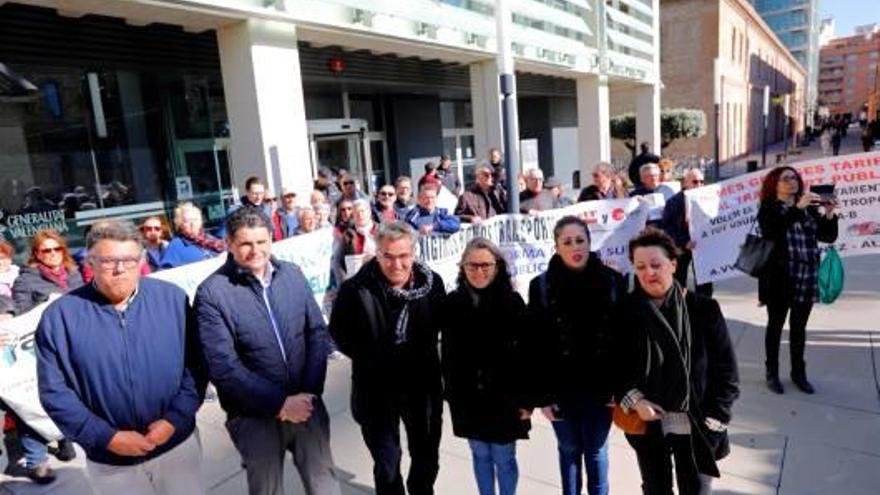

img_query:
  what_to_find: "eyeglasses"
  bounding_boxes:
[266,197,277,202]
[690,180,705,185]
[339,206,353,211]
[141,225,162,232]
[378,191,396,197]
[379,252,413,263]
[463,262,497,272]
[91,256,141,271]
[779,175,799,182]
[559,237,588,247]
[38,246,64,254]
[343,181,355,186]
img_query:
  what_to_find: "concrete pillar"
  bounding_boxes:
[217,19,312,197]
[576,75,610,178]
[469,60,504,162]
[636,83,661,154]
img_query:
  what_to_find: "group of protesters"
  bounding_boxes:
[0,142,840,495]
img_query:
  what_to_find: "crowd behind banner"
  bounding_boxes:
[0,145,877,492]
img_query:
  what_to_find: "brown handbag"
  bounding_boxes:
[612,404,647,435]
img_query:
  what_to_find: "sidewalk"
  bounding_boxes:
[2,253,879,494]
[719,128,868,180]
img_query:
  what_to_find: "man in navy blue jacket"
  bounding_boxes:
[35,220,206,495]
[194,207,341,495]
[404,183,461,235]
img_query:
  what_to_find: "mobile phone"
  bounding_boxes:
[809,184,835,204]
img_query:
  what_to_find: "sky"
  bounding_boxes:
[819,0,880,37]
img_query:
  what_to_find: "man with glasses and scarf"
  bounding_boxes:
[330,221,446,495]
[36,220,207,495]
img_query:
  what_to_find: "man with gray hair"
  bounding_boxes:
[36,220,207,495]
[454,162,506,224]
[330,221,446,495]
[194,207,340,495]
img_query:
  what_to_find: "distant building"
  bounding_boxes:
[818,30,880,120]
[819,18,836,47]
[660,0,806,162]
[749,0,821,126]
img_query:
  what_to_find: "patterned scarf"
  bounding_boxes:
[38,264,69,290]
[783,204,820,304]
[180,227,225,254]
[381,261,434,345]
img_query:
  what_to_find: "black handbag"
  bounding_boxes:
[734,223,775,277]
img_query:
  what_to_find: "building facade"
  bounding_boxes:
[818,28,880,120]
[0,0,661,250]
[660,0,806,162]
[749,0,820,126]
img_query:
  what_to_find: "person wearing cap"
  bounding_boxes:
[314,167,341,206]
[279,188,299,239]
[520,169,565,214]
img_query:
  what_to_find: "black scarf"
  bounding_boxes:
[635,281,691,412]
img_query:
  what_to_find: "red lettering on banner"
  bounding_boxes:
[748,177,762,188]
[830,171,880,183]
[719,182,745,197]
[582,210,599,224]
[612,208,625,221]
[799,165,825,175]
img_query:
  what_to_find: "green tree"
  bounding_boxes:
[610,108,707,157]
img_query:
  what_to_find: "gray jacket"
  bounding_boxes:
[11,265,84,315]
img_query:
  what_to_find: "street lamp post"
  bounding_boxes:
[496,0,520,214]
[713,59,721,181]
[762,85,770,168]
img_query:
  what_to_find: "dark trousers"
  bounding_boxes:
[626,426,713,495]
[674,251,713,297]
[226,399,341,495]
[765,300,814,376]
[358,392,443,495]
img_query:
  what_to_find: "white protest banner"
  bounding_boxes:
[687,151,880,284]
[417,198,649,295]
[0,296,64,441]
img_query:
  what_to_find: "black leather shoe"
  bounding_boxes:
[766,375,784,394]
[54,439,76,462]
[792,374,815,394]
[26,462,56,485]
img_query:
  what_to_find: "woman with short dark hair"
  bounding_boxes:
[614,227,740,495]
[757,166,838,394]
[524,216,625,495]
[441,237,530,495]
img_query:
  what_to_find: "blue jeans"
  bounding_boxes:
[3,404,49,468]
[467,440,518,495]
[550,397,612,495]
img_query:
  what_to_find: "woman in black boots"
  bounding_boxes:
[757,166,838,394]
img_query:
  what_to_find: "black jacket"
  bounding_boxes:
[441,284,530,443]
[614,290,740,474]
[756,200,838,305]
[329,259,446,423]
[524,255,625,406]
[661,190,689,248]
[12,266,84,315]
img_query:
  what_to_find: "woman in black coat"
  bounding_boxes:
[614,228,740,495]
[441,237,530,495]
[757,166,838,394]
[524,216,625,495]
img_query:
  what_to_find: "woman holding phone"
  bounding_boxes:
[757,166,839,394]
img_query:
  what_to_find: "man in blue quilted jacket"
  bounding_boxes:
[194,206,341,495]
